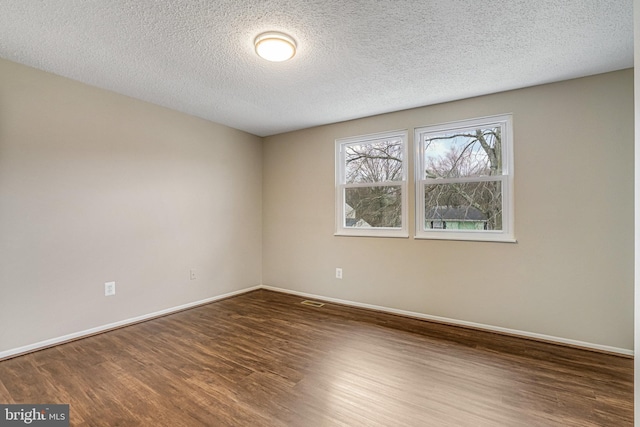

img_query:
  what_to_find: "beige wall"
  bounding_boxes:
[0,57,633,355]
[263,69,634,351]
[633,0,639,416]
[0,59,263,353]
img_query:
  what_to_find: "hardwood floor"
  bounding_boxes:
[0,289,633,426]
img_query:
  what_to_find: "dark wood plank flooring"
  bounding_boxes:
[0,289,633,426]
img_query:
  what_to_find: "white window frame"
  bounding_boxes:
[414,114,515,242]
[335,130,409,238]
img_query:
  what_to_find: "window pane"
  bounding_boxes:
[424,181,502,231]
[423,127,502,179]
[345,138,404,184]
[345,186,402,228]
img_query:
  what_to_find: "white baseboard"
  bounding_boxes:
[2,284,632,360]
[0,285,261,361]
[261,285,634,357]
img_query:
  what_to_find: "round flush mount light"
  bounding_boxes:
[254,31,297,62]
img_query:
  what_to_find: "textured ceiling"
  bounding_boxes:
[0,1,633,137]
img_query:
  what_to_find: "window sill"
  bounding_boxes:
[414,234,517,243]
[335,230,409,239]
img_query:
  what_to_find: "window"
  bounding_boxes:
[415,115,514,242]
[336,130,408,237]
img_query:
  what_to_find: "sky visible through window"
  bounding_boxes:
[423,127,500,179]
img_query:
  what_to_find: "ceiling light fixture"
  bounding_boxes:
[254,31,297,62]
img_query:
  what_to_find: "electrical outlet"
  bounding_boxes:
[190,269,196,280]
[336,268,343,279]
[105,281,116,296]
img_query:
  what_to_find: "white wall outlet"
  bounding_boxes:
[105,281,116,296]
[336,268,343,279]
[190,269,196,280]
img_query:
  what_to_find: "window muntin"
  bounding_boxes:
[336,130,408,237]
[415,115,514,242]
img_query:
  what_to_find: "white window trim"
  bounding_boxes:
[414,114,515,242]
[335,130,409,238]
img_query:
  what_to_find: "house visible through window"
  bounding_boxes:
[335,130,408,237]
[415,115,514,242]
[426,206,488,230]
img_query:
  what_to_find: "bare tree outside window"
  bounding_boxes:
[415,115,514,241]
[423,127,502,230]
[344,139,403,227]
[336,131,408,237]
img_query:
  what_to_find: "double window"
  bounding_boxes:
[335,130,409,237]
[336,115,514,242]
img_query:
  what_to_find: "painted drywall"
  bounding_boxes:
[0,59,263,353]
[634,0,639,420]
[263,69,634,351]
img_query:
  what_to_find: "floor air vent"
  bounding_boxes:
[301,300,325,308]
